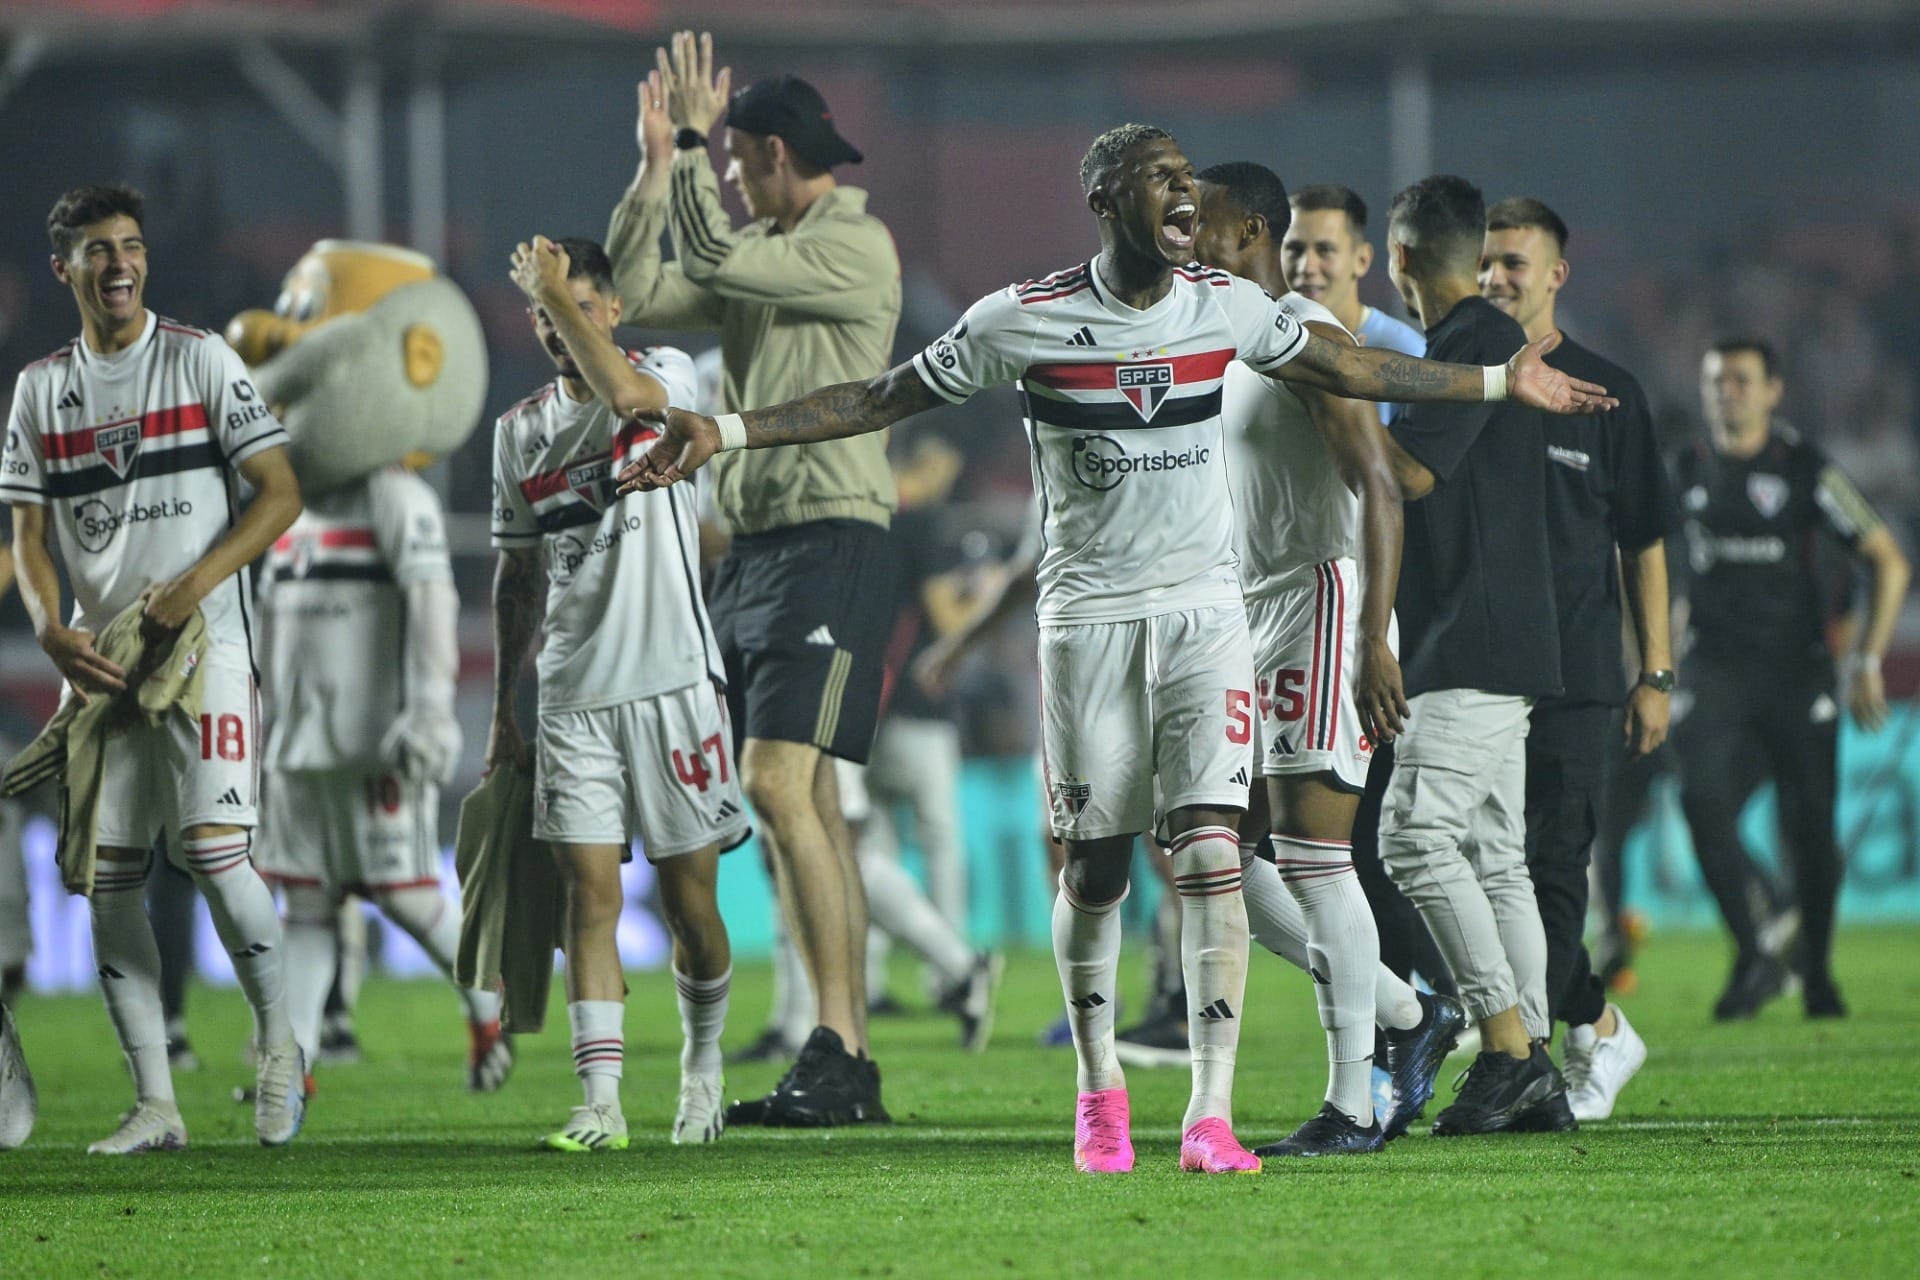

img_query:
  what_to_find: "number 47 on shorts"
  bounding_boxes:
[672,734,730,792]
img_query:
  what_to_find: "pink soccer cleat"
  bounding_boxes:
[1073,1088,1135,1173]
[1179,1117,1262,1174]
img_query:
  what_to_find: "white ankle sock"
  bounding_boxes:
[1052,875,1126,1094]
[91,856,174,1105]
[1273,834,1378,1125]
[1171,826,1249,1131]
[182,832,290,1048]
[675,967,731,1077]
[568,999,624,1109]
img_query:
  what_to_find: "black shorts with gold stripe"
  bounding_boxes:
[710,518,894,765]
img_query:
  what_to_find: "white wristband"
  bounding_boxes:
[714,413,748,452]
[1483,363,1510,402]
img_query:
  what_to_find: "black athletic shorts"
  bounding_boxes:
[710,518,895,765]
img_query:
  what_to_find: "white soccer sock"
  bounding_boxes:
[182,832,291,1049]
[568,999,624,1109]
[1170,826,1249,1131]
[1273,834,1378,1125]
[373,886,502,1025]
[280,885,339,1066]
[861,852,974,985]
[1051,874,1127,1095]
[675,967,731,1078]
[90,856,174,1106]
[769,917,817,1047]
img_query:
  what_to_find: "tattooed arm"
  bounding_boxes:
[1272,328,1616,414]
[485,545,546,772]
[616,363,945,493]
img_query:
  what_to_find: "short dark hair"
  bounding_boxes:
[1080,123,1174,196]
[1197,162,1289,239]
[1388,175,1486,272]
[555,237,615,296]
[1487,197,1569,254]
[47,185,145,257]
[1290,184,1368,237]
[1711,336,1781,380]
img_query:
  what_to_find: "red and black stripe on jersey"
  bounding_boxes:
[1015,264,1092,305]
[1020,347,1235,432]
[267,527,394,585]
[516,418,661,534]
[34,403,250,500]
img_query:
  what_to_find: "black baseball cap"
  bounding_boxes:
[726,75,863,169]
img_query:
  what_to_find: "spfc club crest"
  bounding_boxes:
[94,419,141,477]
[1053,777,1092,820]
[1747,473,1789,519]
[566,457,612,509]
[1116,363,1173,423]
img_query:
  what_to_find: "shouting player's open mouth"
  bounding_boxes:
[100,272,137,311]
[1161,201,1197,257]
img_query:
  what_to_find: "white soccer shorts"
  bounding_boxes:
[534,683,751,859]
[1245,557,1394,792]
[96,647,259,849]
[257,769,440,895]
[1039,604,1255,841]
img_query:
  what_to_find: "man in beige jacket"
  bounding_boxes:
[606,31,900,1125]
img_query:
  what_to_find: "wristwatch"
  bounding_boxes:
[675,128,708,151]
[1637,669,1676,694]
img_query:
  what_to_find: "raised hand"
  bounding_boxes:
[656,30,731,136]
[637,69,675,162]
[1509,330,1619,414]
[509,236,572,305]
[615,407,721,495]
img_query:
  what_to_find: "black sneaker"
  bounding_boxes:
[866,992,909,1018]
[1255,1103,1382,1157]
[1803,973,1848,1019]
[1713,953,1789,1021]
[166,1022,201,1073]
[726,1026,801,1067]
[317,1018,363,1066]
[727,1027,891,1128]
[1113,1010,1189,1069]
[1431,1044,1577,1136]
[1378,990,1467,1142]
[937,952,1005,1053]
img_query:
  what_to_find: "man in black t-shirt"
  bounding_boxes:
[1483,199,1679,1122]
[1375,176,1574,1137]
[1676,339,1909,1021]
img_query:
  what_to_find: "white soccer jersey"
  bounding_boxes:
[1,311,287,648]
[911,258,1308,625]
[260,467,452,771]
[491,347,724,712]
[1222,292,1358,599]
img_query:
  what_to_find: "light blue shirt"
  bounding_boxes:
[1355,305,1427,425]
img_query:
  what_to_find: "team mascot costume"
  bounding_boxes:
[224,243,513,1092]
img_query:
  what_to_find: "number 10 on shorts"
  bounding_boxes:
[672,734,731,792]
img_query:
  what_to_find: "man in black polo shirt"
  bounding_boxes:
[1376,176,1573,1136]
[1483,198,1678,1121]
[1676,339,1909,1020]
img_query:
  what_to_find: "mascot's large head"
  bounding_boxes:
[226,240,486,494]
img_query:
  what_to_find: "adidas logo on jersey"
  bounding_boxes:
[805,625,837,646]
[57,388,83,410]
[1197,999,1235,1021]
[1228,766,1248,787]
[1269,733,1296,759]
[217,788,244,806]
[1064,325,1096,347]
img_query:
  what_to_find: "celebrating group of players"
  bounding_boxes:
[1,28,1904,1171]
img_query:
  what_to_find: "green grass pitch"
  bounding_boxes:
[5,927,1918,1278]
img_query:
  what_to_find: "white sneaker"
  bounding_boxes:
[672,1071,725,1145]
[254,1039,307,1146]
[0,1003,38,1150]
[1566,1002,1647,1122]
[88,1101,188,1155]
[544,1103,629,1152]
